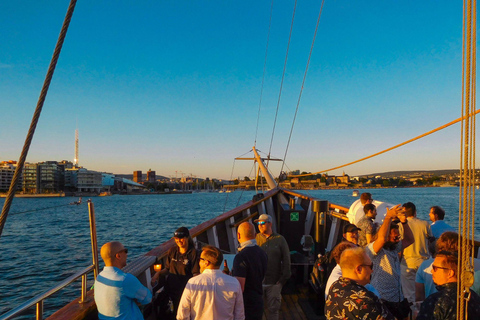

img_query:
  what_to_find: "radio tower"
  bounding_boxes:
[74,128,79,167]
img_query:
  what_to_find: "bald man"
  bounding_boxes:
[232,222,267,320]
[325,247,395,320]
[94,242,152,320]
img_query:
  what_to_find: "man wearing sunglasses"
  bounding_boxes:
[177,245,244,320]
[254,214,291,320]
[325,247,395,319]
[94,241,152,320]
[416,251,480,320]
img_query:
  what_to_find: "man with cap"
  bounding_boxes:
[151,227,200,318]
[343,223,360,245]
[254,214,291,320]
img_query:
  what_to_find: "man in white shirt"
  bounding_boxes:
[177,245,244,320]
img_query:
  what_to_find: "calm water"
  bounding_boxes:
[0,187,478,317]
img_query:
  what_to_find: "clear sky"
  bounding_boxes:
[0,1,471,180]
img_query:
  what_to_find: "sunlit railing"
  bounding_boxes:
[0,265,95,320]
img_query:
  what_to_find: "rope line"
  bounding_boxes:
[0,0,78,240]
[254,0,275,147]
[280,0,326,175]
[290,109,480,178]
[458,0,476,318]
[267,0,298,161]
[10,202,81,216]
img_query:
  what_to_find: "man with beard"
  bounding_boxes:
[366,204,414,320]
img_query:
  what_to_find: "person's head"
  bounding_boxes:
[173,227,194,252]
[429,206,446,222]
[330,241,356,264]
[432,251,458,285]
[343,223,360,245]
[436,231,459,254]
[363,203,377,219]
[237,222,255,244]
[384,223,401,249]
[254,214,273,236]
[360,193,373,205]
[402,202,416,217]
[339,247,373,286]
[100,241,128,268]
[199,245,223,273]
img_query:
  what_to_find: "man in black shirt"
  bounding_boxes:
[233,222,267,320]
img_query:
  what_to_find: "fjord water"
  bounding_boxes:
[0,187,477,317]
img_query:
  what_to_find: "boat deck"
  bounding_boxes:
[273,285,323,320]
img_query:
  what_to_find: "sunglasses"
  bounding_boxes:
[200,257,211,264]
[257,221,268,225]
[117,248,128,254]
[432,265,451,272]
[174,232,188,238]
[361,263,373,270]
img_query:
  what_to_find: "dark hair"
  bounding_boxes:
[402,202,416,217]
[360,193,372,205]
[390,222,400,231]
[436,231,459,253]
[436,250,458,275]
[363,203,376,214]
[202,245,223,267]
[431,206,445,220]
[330,241,356,264]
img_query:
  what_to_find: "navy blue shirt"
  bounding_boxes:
[233,245,267,320]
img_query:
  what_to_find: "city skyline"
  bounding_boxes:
[1,1,471,180]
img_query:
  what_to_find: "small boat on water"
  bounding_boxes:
[98,191,112,197]
[352,190,359,197]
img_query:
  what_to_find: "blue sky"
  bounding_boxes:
[0,1,470,179]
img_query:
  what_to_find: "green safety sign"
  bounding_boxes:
[290,212,299,221]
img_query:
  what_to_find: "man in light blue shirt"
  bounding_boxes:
[94,241,152,320]
[429,206,455,239]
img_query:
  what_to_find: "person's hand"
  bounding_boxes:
[151,271,160,286]
[385,204,401,219]
[397,211,407,223]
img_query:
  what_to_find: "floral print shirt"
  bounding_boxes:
[325,277,396,320]
[417,282,480,320]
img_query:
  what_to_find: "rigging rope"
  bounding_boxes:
[280,0,326,175]
[267,0,297,162]
[0,0,78,240]
[254,0,275,147]
[457,0,476,318]
[10,201,82,216]
[289,109,480,178]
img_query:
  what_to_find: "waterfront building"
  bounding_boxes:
[76,168,103,193]
[133,170,142,183]
[0,161,22,192]
[38,161,62,193]
[146,170,156,183]
[23,163,39,193]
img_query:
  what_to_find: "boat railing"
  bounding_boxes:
[0,265,95,320]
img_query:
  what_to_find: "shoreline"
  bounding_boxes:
[0,185,458,198]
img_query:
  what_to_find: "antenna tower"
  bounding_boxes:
[74,128,79,166]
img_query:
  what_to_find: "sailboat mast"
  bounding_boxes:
[252,147,277,190]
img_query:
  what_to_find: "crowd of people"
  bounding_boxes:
[93,192,480,320]
[94,214,290,320]
[325,192,480,320]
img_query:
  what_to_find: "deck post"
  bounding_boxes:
[88,200,99,279]
[313,200,328,255]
